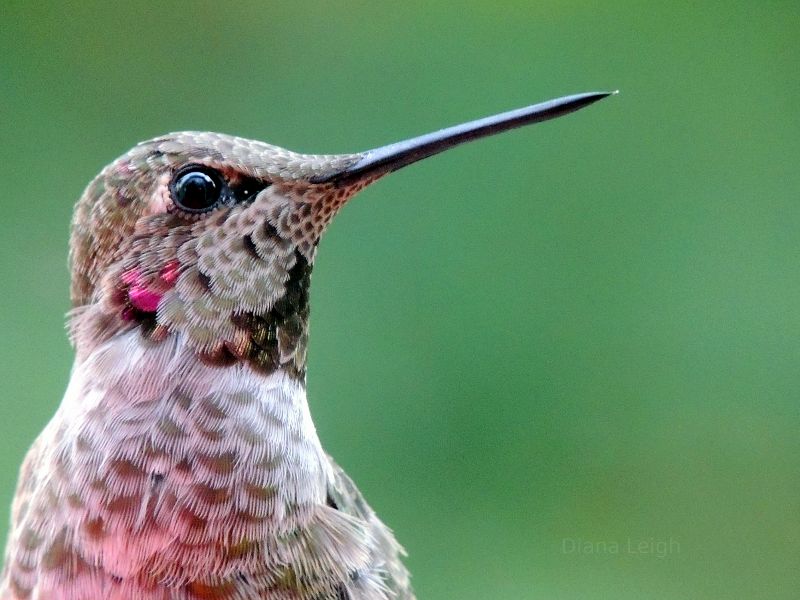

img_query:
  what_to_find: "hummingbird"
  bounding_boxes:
[1,91,612,599]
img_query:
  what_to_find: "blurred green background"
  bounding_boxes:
[1,2,798,598]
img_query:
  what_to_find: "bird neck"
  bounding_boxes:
[17,329,348,584]
[61,327,331,498]
[50,329,333,569]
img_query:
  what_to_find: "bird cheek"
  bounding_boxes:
[145,174,173,215]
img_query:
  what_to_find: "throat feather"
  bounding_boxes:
[48,333,333,580]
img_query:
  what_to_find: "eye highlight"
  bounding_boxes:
[170,166,224,213]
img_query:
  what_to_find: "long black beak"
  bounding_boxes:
[316,91,615,186]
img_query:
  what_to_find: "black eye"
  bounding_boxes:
[170,166,224,213]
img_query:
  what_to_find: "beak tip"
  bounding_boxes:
[579,90,618,104]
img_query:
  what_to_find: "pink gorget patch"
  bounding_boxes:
[121,260,180,316]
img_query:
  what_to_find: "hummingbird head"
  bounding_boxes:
[69,132,370,374]
[68,92,614,376]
